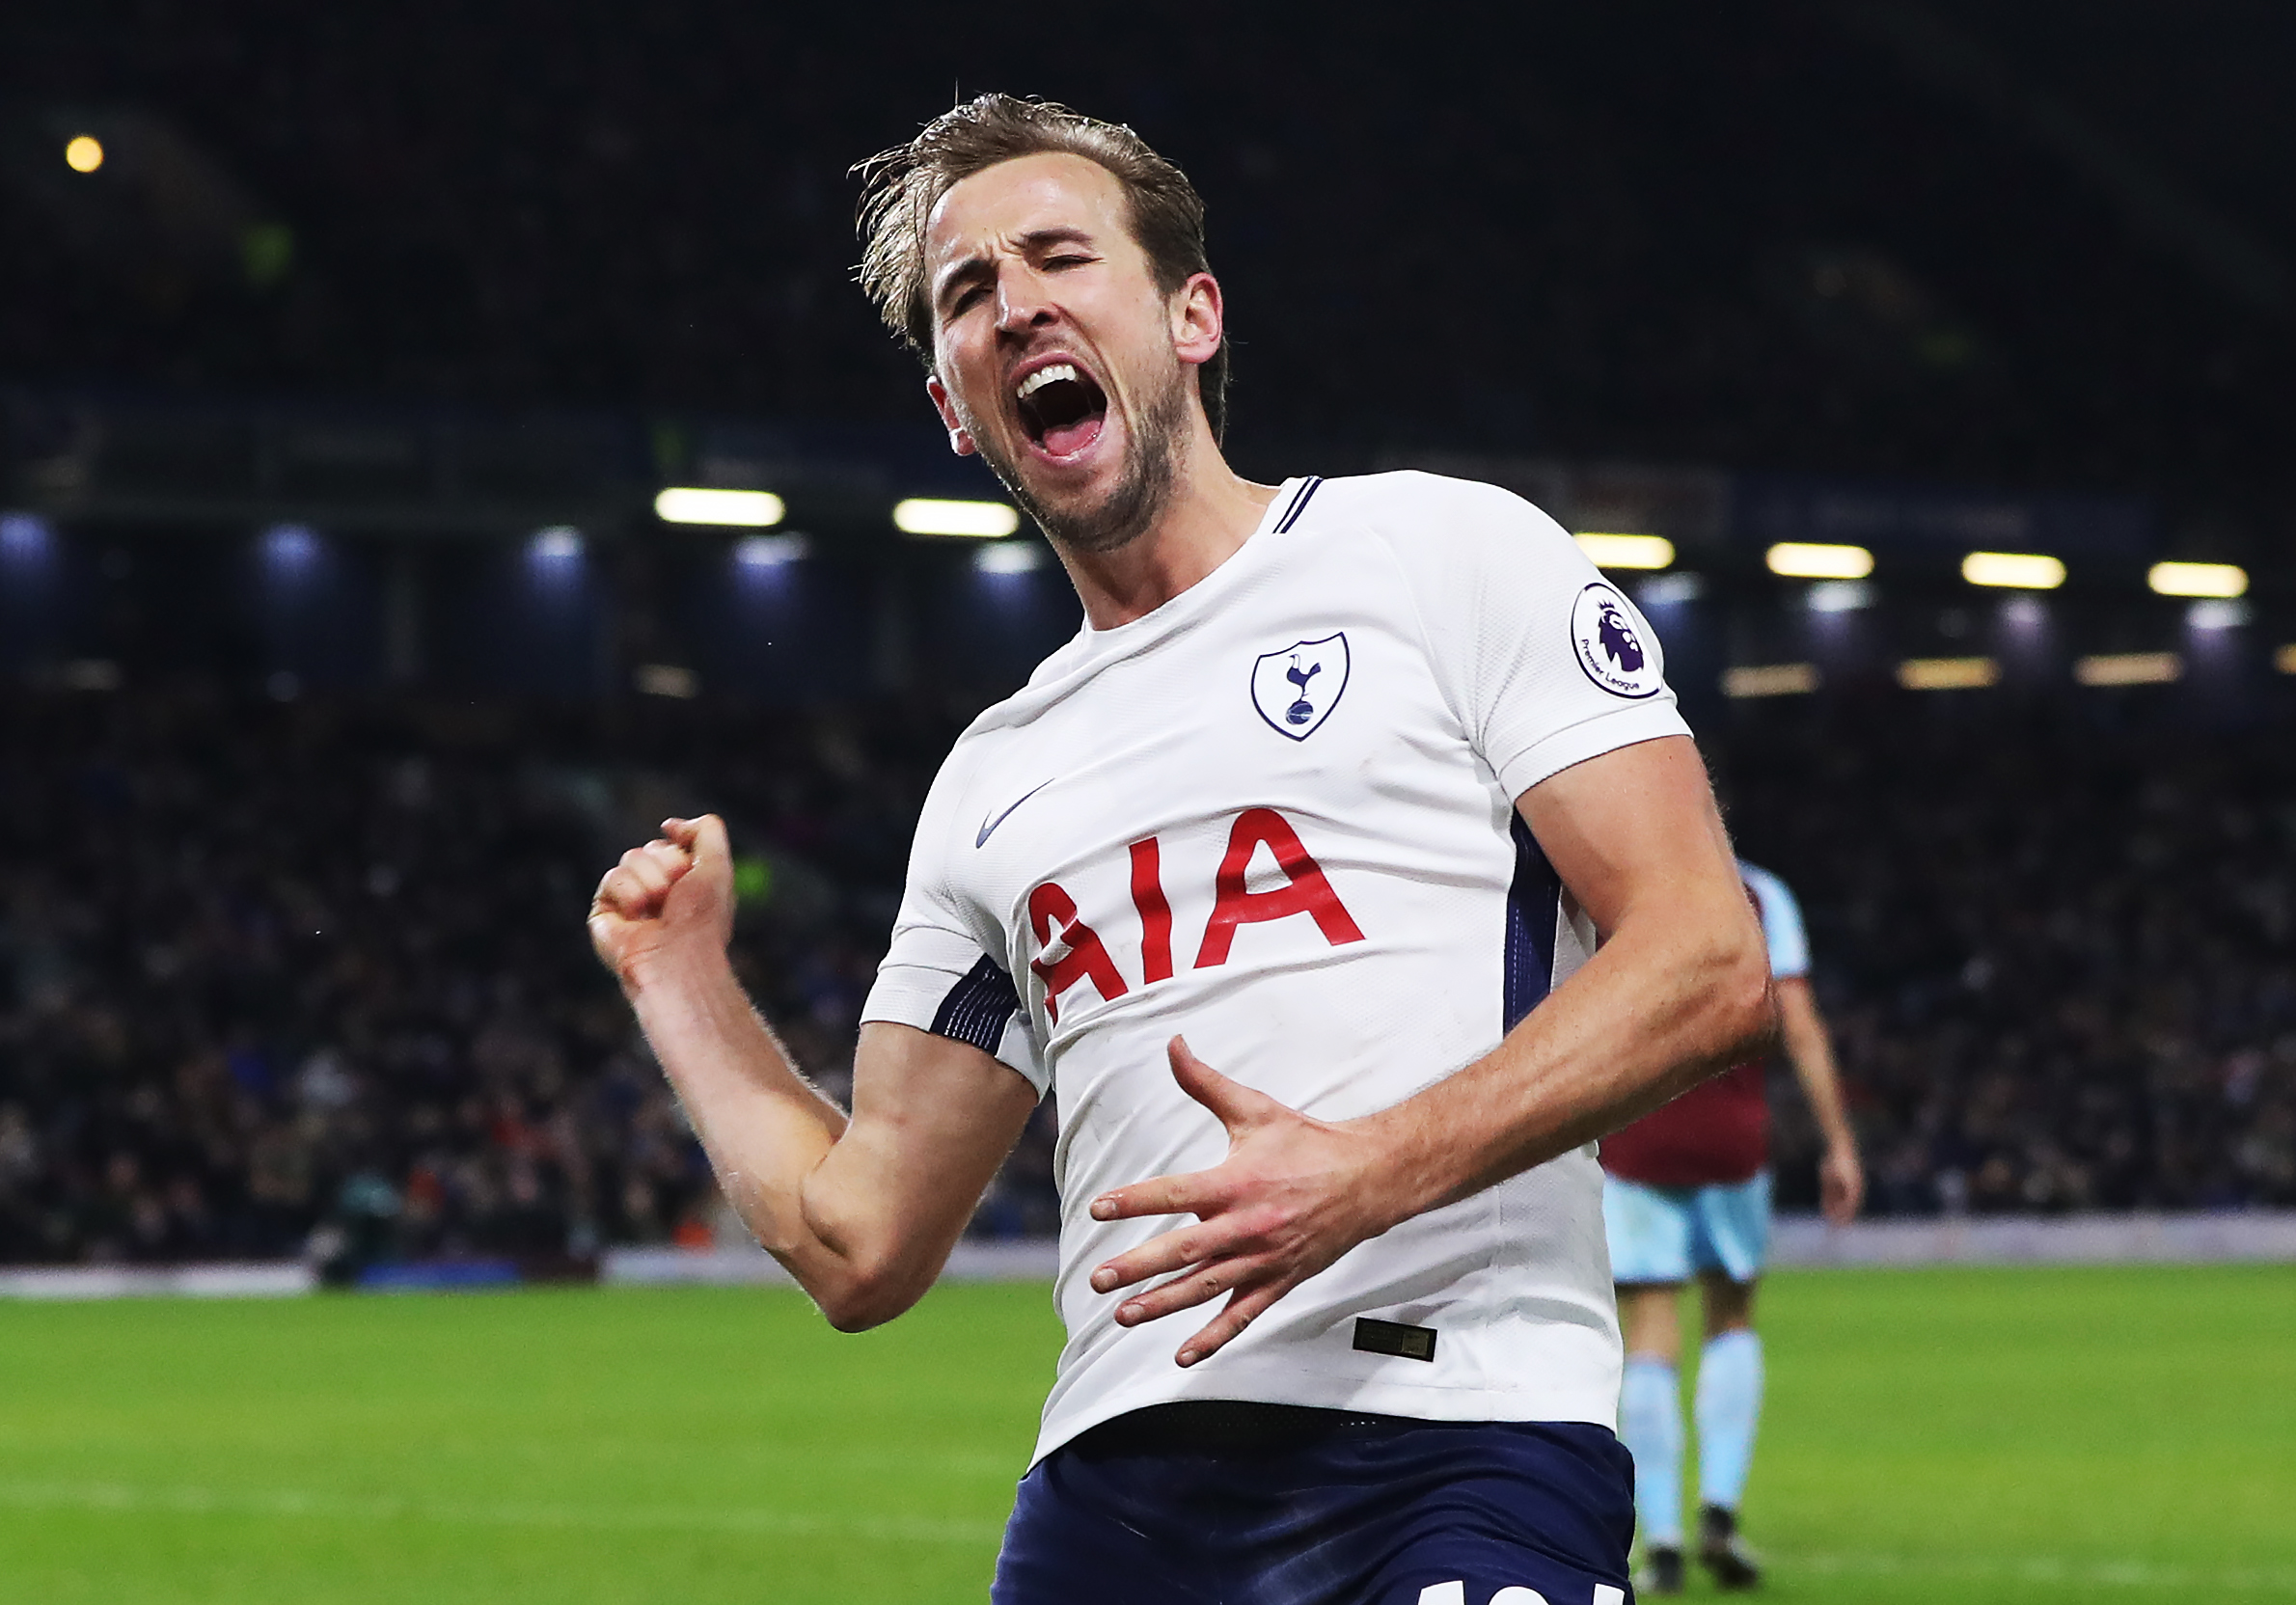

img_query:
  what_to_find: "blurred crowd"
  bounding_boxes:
[0,684,1053,1269]
[0,685,2289,1271]
[1727,702,2296,1216]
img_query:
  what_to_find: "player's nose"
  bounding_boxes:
[994,270,1059,339]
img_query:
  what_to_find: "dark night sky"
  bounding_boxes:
[3,2,2291,533]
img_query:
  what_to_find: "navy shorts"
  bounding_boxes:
[992,1402,1636,1605]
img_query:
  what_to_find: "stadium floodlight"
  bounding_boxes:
[1898,656,1999,691]
[2075,652,2181,687]
[1806,580,1872,613]
[529,526,583,560]
[2186,599,2249,632]
[733,533,808,568]
[655,488,785,528]
[65,135,103,174]
[974,540,1048,576]
[1722,663,1819,698]
[1572,532,1674,570]
[893,498,1022,538]
[2146,560,2246,599]
[2277,643,2296,675]
[0,512,55,560]
[1961,552,2065,590]
[634,664,700,699]
[2000,595,2047,630]
[1765,542,1873,580]
[261,523,319,570]
[1639,572,1704,607]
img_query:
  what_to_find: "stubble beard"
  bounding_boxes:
[969,362,1191,557]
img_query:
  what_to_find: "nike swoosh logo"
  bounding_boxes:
[976,779,1054,848]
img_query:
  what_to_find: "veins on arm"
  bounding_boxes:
[782,1021,1042,1331]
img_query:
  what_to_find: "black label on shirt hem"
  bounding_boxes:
[1353,1317,1437,1362]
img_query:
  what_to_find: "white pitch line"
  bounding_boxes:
[1775,1549,2296,1593]
[0,1481,1002,1546]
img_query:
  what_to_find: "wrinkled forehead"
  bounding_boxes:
[923,151,1134,279]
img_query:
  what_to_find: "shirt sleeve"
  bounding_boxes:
[1371,472,1693,799]
[859,748,1047,1095]
[1738,861,1812,979]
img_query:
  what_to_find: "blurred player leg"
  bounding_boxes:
[1603,1175,1693,1591]
[1693,1322,1763,1514]
[1689,1175,1771,1589]
[1619,1342,1686,1586]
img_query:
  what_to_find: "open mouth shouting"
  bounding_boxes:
[1013,358,1109,462]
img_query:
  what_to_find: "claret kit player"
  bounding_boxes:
[1602,861,1865,1594]
[588,95,1775,1605]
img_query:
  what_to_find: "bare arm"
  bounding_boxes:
[590,816,1040,1330]
[1776,974,1865,1225]
[1090,734,1777,1364]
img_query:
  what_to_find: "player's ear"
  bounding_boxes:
[925,375,976,457]
[1170,272,1223,368]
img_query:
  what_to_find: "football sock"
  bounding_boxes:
[1619,1354,1685,1548]
[1694,1329,1764,1513]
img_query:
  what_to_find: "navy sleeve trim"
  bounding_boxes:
[1501,811,1562,1032]
[928,955,1022,1055]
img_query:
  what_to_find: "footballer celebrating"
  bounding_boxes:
[589,96,1774,1605]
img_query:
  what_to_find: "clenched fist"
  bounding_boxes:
[588,815,735,991]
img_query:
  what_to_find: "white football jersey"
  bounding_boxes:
[861,471,1689,1463]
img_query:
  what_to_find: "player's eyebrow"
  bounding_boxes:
[933,227,1101,313]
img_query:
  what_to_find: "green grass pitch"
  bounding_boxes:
[0,1265,2289,1601]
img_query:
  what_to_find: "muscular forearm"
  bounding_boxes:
[1361,734,1773,1219]
[596,817,1034,1332]
[1360,900,1774,1224]
[623,954,867,1296]
[1083,887,1776,1364]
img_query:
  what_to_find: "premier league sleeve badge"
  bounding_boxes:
[1570,584,1664,699]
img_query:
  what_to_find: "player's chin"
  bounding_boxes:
[1012,438,1120,530]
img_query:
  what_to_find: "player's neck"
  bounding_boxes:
[1056,426,1279,632]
